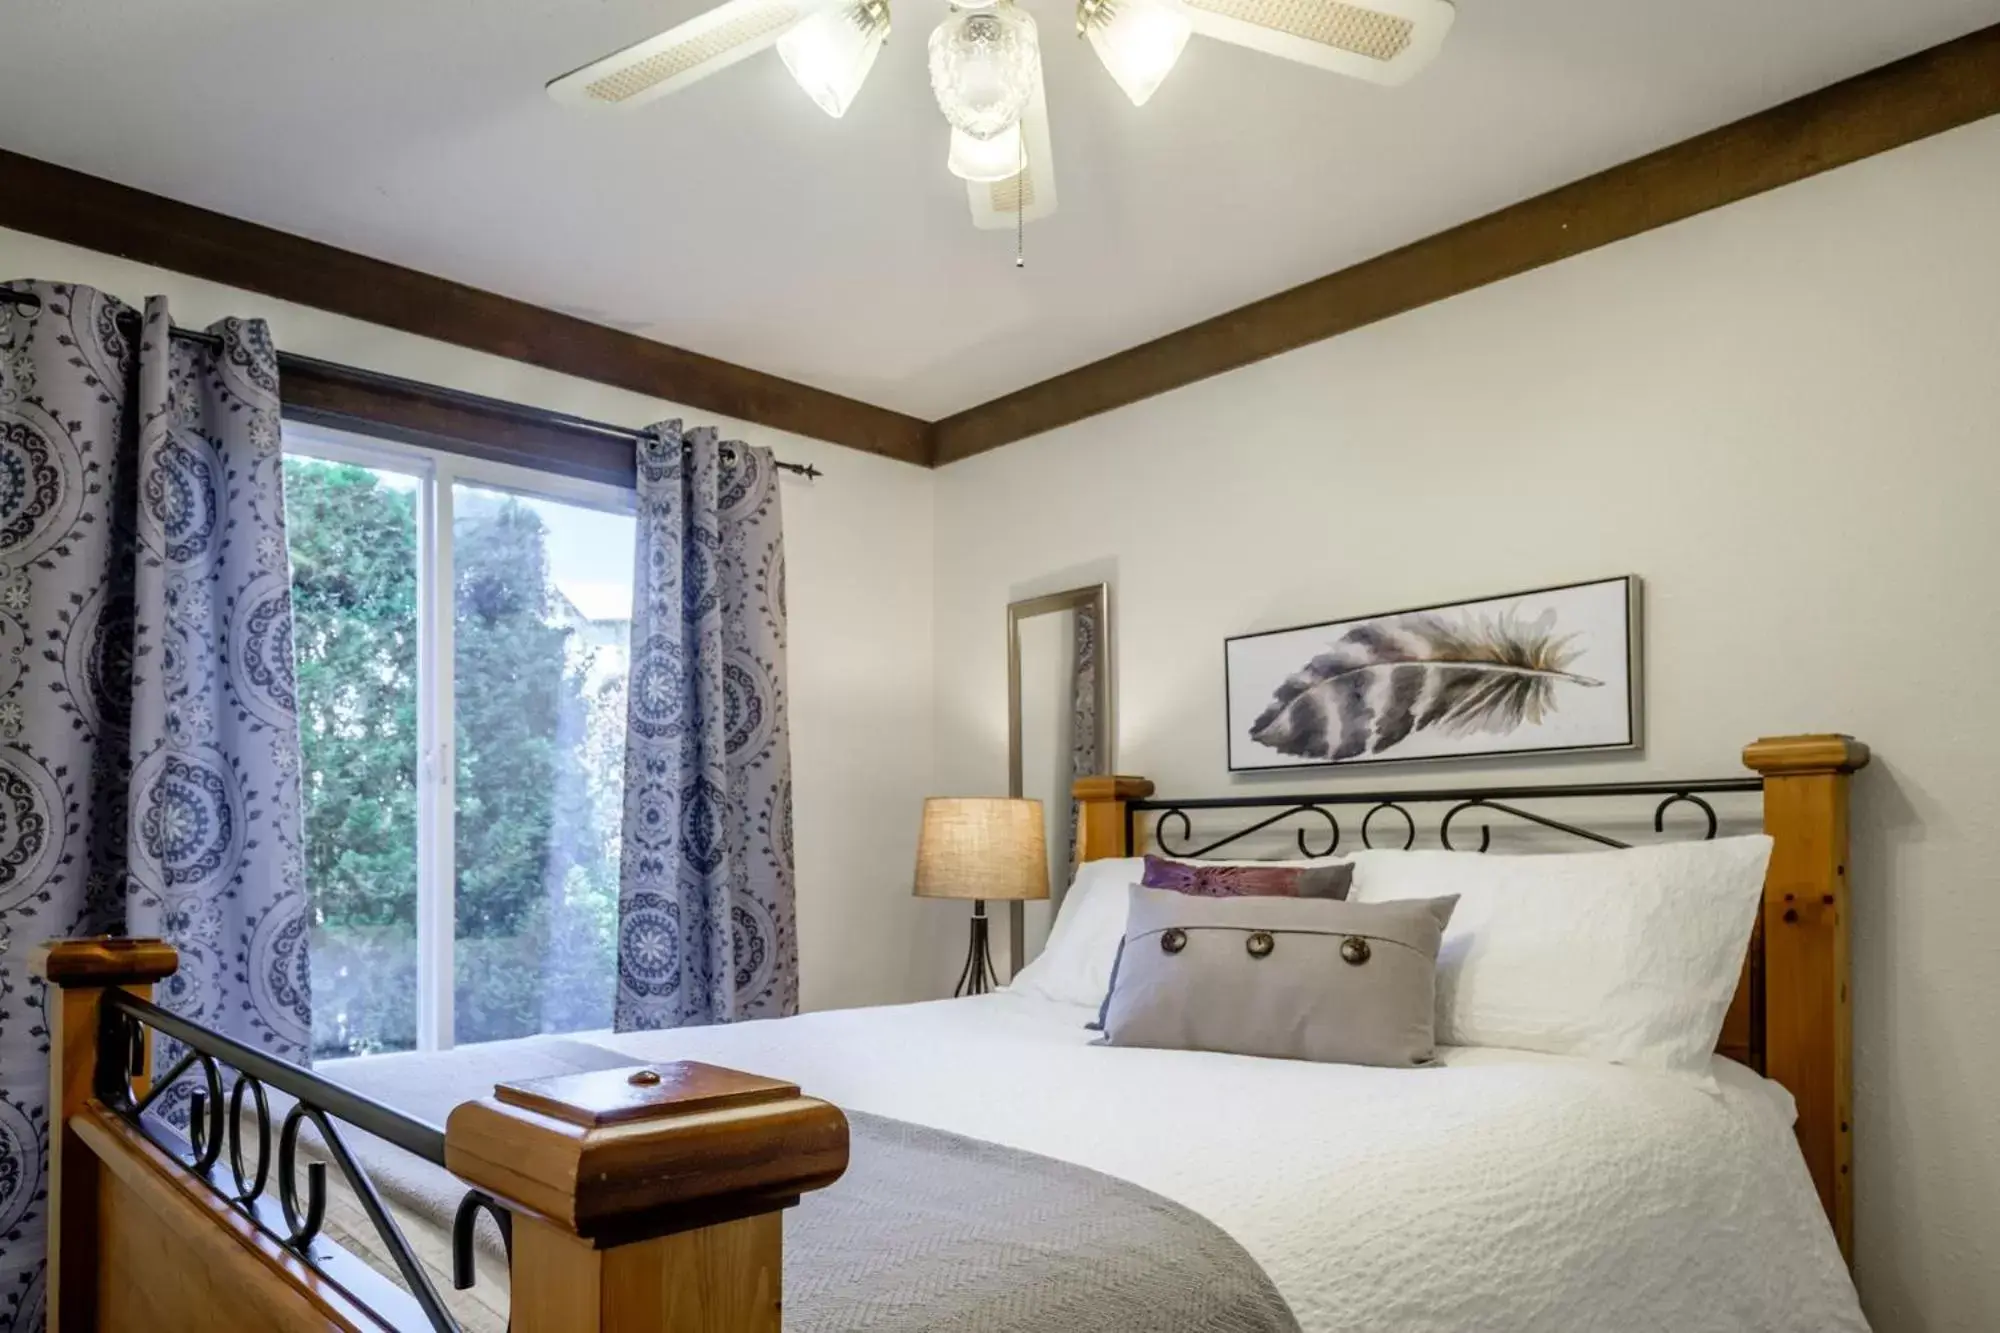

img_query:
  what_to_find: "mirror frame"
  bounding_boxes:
[1005,583,1113,970]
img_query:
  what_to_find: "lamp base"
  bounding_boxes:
[954,900,1001,997]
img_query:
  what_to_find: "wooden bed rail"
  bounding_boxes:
[1073,732,1867,1262]
[34,939,851,1333]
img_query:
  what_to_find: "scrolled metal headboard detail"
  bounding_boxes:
[97,989,510,1333]
[1135,777,1763,860]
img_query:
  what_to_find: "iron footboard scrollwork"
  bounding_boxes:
[452,1190,515,1292]
[96,989,510,1333]
[1133,777,1763,861]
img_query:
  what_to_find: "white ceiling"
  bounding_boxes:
[0,1,1990,418]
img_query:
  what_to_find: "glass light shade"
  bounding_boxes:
[1081,0,1192,106]
[778,1,890,119]
[947,122,1024,182]
[927,3,1042,140]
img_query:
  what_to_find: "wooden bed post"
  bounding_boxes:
[1072,776,1152,862]
[1743,733,1868,1264]
[446,1061,850,1333]
[31,938,180,1333]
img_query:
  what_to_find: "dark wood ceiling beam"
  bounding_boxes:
[930,21,2000,464]
[0,148,931,465]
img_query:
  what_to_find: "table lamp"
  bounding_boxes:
[914,797,1050,996]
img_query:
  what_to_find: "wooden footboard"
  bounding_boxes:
[33,939,849,1333]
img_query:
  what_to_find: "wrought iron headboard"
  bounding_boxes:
[1129,776,1766,860]
[96,989,512,1332]
[1104,773,1774,1076]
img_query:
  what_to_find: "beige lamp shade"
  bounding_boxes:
[913,798,1050,902]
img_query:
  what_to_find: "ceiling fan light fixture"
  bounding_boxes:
[1078,0,1192,106]
[947,122,1024,182]
[928,2,1042,140]
[549,0,1453,237]
[777,0,891,118]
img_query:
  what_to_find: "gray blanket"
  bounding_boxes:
[303,1038,1299,1333]
[792,1109,1299,1333]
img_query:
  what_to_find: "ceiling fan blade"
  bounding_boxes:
[967,71,1057,230]
[1185,0,1454,86]
[548,0,836,109]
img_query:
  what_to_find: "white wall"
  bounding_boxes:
[932,117,2000,1333]
[0,225,950,1014]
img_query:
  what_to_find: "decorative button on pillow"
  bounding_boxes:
[1099,885,1459,1067]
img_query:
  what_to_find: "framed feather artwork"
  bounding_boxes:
[1225,576,1641,771]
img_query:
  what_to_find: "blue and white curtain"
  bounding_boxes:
[614,422,796,1030]
[0,282,310,1331]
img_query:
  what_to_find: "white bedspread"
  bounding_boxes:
[587,991,1867,1333]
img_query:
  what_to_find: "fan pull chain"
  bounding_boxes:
[1015,133,1026,269]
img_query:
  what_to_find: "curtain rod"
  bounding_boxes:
[0,288,824,480]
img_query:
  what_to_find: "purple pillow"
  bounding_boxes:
[1140,854,1352,900]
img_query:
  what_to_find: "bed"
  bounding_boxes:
[33,733,1868,1332]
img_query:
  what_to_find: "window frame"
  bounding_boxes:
[284,420,636,1053]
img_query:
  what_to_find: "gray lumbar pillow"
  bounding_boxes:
[1099,884,1459,1068]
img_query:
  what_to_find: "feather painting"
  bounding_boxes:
[1251,608,1601,761]
[1225,577,1639,770]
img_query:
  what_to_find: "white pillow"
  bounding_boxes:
[1347,837,1771,1073]
[1009,853,1345,1009]
[1008,857,1146,1008]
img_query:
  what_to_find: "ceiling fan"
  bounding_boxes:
[548,0,1455,231]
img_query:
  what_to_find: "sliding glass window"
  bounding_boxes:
[283,425,636,1058]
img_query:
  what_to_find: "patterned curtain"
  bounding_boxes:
[0,282,310,1331]
[613,422,795,1031]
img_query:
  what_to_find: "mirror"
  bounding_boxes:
[1007,584,1112,971]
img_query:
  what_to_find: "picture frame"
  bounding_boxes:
[1224,575,1642,772]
